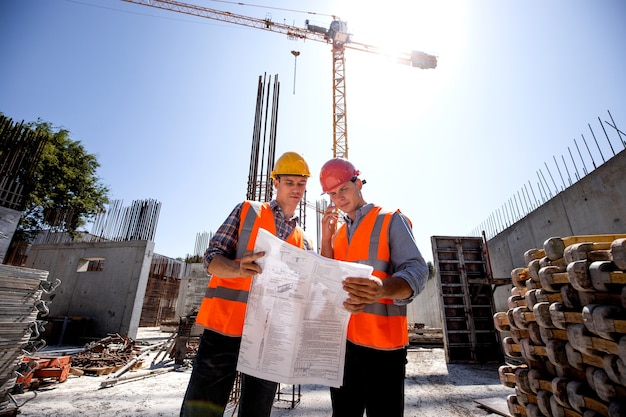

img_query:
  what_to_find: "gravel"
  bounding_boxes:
[9,329,513,417]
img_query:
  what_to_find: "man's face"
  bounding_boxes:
[275,175,308,204]
[326,179,358,213]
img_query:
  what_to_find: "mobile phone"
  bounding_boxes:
[328,200,343,218]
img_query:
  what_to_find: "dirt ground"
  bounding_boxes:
[8,328,514,417]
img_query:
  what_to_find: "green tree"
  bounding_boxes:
[14,119,109,241]
[427,261,436,280]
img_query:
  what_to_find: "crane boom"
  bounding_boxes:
[123,0,330,42]
[122,0,437,158]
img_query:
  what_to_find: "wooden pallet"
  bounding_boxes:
[81,366,116,376]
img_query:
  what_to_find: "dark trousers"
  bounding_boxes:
[180,329,278,417]
[330,341,407,417]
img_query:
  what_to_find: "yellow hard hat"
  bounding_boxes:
[270,152,311,179]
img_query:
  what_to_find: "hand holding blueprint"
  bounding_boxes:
[236,228,373,387]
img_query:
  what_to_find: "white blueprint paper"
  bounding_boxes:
[236,228,373,388]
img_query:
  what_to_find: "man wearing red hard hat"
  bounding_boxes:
[319,157,428,417]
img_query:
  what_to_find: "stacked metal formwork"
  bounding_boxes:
[431,236,503,363]
[0,265,55,413]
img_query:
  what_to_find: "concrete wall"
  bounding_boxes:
[486,148,626,311]
[407,275,442,327]
[411,148,626,327]
[25,240,154,340]
[0,206,20,261]
[174,263,211,337]
[176,263,210,317]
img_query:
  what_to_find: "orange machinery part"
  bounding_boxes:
[16,356,72,388]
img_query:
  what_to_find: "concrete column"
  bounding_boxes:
[0,206,21,261]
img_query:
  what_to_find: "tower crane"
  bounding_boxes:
[122,0,437,159]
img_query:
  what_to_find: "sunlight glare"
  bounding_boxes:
[324,0,468,133]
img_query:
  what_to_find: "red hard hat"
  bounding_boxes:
[319,158,360,193]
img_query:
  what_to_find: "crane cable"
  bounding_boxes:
[205,0,335,18]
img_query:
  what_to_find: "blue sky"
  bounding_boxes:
[1,0,625,262]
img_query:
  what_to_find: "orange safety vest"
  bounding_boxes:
[195,201,306,337]
[333,206,408,350]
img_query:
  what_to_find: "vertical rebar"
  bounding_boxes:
[544,162,559,195]
[574,138,588,175]
[248,75,264,201]
[522,183,533,211]
[561,154,572,186]
[518,189,528,214]
[581,133,597,169]
[268,74,280,202]
[496,207,504,234]
[588,124,605,163]
[607,109,625,147]
[553,155,566,191]
[568,147,580,181]
[598,116,616,156]
[528,181,539,208]
[535,172,543,200]
[509,197,517,223]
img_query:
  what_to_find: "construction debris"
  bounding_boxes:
[408,324,444,347]
[71,334,142,376]
[99,335,179,389]
[172,313,200,365]
[100,365,180,389]
[13,331,179,396]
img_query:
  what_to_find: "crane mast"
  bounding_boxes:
[122,0,437,159]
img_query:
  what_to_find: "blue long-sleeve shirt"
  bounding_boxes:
[341,203,428,305]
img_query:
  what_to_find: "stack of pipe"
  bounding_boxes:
[494,235,626,417]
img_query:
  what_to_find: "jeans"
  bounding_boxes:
[180,329,278,417]
[330,341,407,417]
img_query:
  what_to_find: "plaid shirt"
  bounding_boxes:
[204,200,311,269]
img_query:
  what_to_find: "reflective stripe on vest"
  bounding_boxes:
[236,201,262,260]
[333,206,408,350]
[195,201,305,336]
[204,286,249,304]
[201,201,262,301]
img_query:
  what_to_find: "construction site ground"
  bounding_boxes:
[9,327,514,417]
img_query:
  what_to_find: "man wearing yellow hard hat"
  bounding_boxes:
[181,151,312,417]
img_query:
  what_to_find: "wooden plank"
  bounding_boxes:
[474,397,511,416]
[81,366,115,376]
